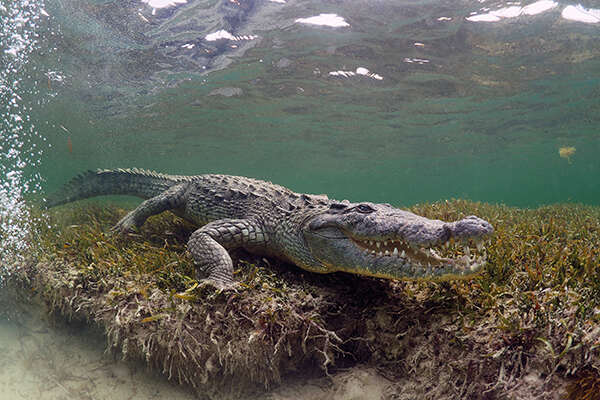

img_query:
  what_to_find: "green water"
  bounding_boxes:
[14,0,596,209]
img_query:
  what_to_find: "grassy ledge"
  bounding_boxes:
[3,200,600,399]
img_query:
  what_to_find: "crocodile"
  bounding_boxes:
[47,168,494,286]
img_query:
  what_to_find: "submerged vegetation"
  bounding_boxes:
[559,146,577,163]
[6,200,600,399]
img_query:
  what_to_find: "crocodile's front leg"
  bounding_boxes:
[112,183,188,233]
[187,218,265,286]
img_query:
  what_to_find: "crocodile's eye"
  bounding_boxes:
[355,204,375,213]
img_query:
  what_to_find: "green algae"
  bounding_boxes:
[11,200,600,398]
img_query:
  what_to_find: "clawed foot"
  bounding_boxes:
[110,214,138,235]
[197,278,240,292]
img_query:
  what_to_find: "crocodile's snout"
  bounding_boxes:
[447,215,494,240]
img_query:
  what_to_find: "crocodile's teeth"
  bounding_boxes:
[476,240,483,252]
[393,247,398,256]
[369,241,374,246]
[384,240,388,246]
[378,251,383,257]
[464,246,470,257]
[401,250,406,258]
[376,242,381,248]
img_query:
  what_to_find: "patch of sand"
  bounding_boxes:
[0,312,197,400]
[263,367,392,400]
[0,305,393,400]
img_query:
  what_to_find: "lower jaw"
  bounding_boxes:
[351,239,486,272]
[354,245,449,268]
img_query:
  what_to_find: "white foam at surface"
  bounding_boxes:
[493,6,523,18]
[329,67,383,80]
[141,0,187,15]
[403,57,430,64]
[295,13,349,28]
[562,5,600,23]
[522,0,558,15]
[205,30,258,41]
[141,0,187,9]
[206,30,236,41]
[467,13,502,22]
[466,0,558,22]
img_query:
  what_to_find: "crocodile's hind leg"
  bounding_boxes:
[112,183,188,233]
[187,218,265,286]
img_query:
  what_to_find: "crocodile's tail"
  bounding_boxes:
[45,168,193,208]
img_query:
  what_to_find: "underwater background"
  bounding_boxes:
[1,0,600,398]
[4,0,600,211]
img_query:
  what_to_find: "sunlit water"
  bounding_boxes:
[1,0,600,398]
[32,0,600,208]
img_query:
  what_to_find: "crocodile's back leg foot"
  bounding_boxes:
[111,183,188,233]
[187,218,265,286]
[188,233,236,287]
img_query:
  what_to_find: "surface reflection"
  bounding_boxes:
[467,0,558,22]
[562,4,600,23]
[295,13,349,28]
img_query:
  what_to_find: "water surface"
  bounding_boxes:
[18,0,600,208]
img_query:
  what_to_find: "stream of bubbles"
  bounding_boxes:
[0,0,46,284]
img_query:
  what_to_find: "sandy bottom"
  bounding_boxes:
[0,308,391,400]
[0,314,198,400]
[263,368,392,400]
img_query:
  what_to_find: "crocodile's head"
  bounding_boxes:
[303,201,494,280]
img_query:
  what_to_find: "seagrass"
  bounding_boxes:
[6,200,600,399]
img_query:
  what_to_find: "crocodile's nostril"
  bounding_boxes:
[441,225,452,242]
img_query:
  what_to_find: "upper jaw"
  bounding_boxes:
[350,211,493,244]
[347,214,493,268]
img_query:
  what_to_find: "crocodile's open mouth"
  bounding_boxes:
[349,235,489,272]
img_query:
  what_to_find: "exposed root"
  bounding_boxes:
[567,369,600,400]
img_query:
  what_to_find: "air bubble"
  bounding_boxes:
[0,0,47,286]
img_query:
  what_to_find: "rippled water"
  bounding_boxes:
[26,0,600,208]
[1,0,600,398]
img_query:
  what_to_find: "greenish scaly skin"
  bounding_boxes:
[47,169,494,286]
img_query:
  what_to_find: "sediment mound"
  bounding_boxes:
[4,201,600,399]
